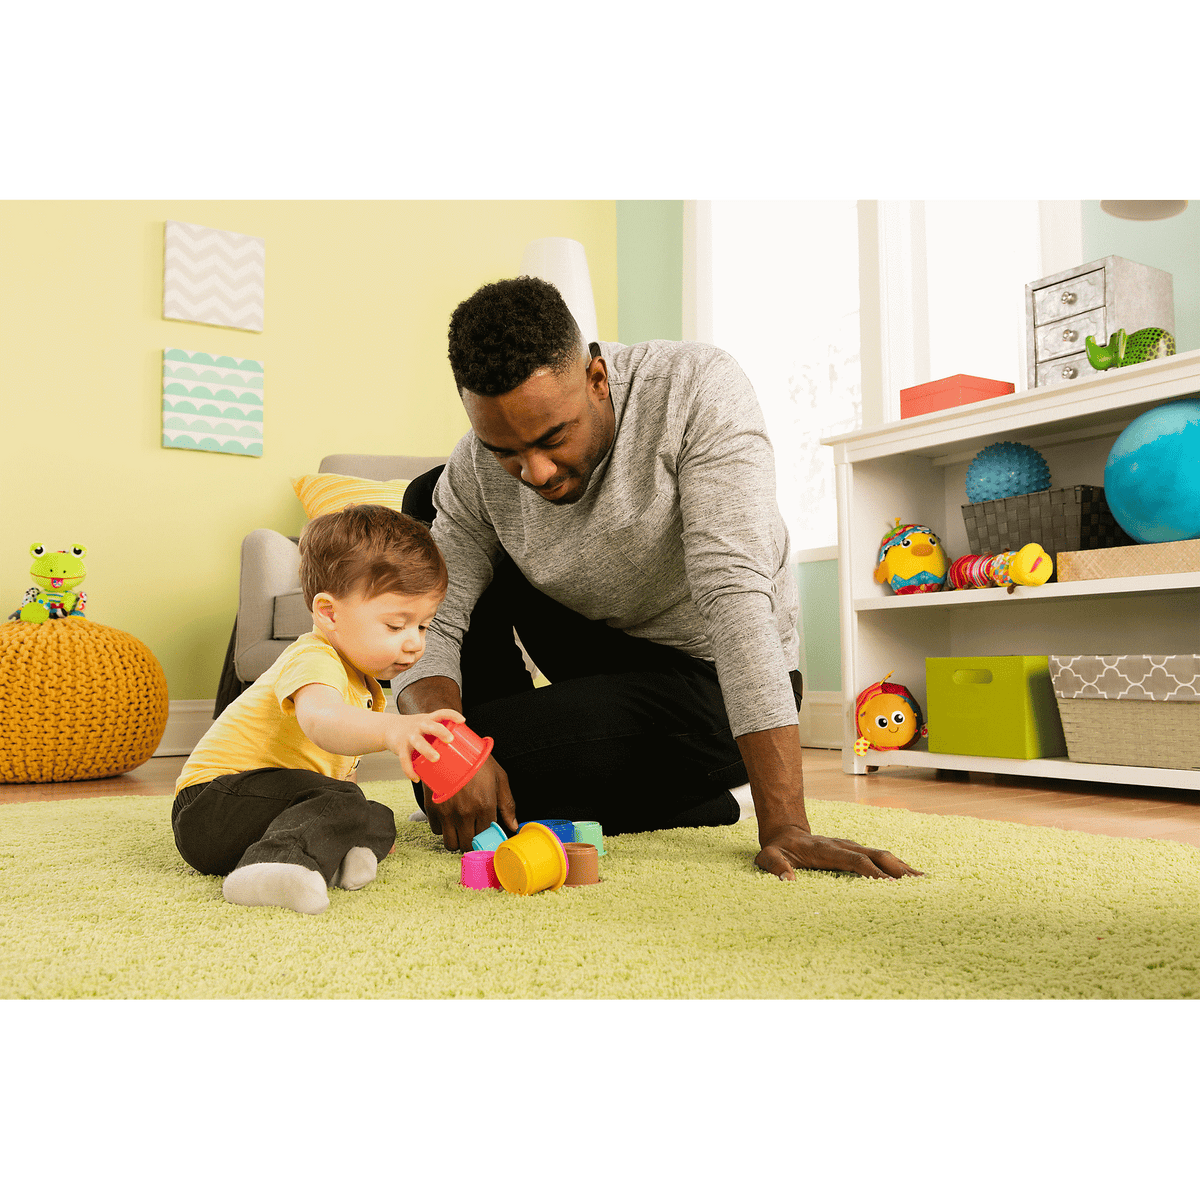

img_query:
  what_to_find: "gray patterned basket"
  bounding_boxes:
[962,485,1134,581]
[1048,655,1200,771]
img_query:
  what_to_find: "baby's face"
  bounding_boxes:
[327,588,444,681]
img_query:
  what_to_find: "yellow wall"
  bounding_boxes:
[0,201,618,699]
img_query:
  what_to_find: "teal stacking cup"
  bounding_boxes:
[572,820,605,856]
[471,821,507,854]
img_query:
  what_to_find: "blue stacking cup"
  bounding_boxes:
[471,821,508,854]
[521,819,575,847]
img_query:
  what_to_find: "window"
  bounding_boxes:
[707,200,862,553]
[689,200,1065,555]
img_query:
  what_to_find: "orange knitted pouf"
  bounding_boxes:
[0,619,169,784]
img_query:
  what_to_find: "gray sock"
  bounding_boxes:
[331,846,378,891]
[222,863,329,915]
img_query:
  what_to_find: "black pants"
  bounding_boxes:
[402,467,803,835]
[172,769,396,879]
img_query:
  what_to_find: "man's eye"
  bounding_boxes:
[541,440,565,450]
[386,624,403,632]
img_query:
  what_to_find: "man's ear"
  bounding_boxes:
[311,592,338,633]
[586,349,608,398]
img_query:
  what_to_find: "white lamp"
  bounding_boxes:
[519,237,599,346]
[1099,200,1188,220]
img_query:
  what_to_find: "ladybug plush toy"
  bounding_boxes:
[853,671,927,756]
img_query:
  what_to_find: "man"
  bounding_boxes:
[397,276,919,881]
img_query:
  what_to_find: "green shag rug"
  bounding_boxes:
[2,782,1199,999]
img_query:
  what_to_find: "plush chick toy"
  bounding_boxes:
[948,543,1053,593]
[873,519,948,595]
[853,671,927,756]
[12,543,88,623]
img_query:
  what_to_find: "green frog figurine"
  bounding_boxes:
[11,543,88,623]
[1085,327,1176,371]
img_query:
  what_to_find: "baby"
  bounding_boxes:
[172,503,463,915]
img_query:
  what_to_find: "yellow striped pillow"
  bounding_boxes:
[291,473,412,520]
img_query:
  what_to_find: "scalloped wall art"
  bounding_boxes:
[162,348,263,457]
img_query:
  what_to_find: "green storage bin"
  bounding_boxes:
[925,655,1067,759]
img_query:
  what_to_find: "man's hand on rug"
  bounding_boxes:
[755,827,922,881]
[425,756,519,852]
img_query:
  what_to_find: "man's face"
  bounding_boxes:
[462,352,614,506]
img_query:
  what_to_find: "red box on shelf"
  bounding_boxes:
[900,374,1015,419]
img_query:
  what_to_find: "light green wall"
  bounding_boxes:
[795,559,842,692]
[616,201,683,343]
[1080,201,1200,351]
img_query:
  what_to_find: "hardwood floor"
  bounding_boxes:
[4,748,1200,849]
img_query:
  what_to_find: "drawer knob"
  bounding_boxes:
[1062,328,1078,342]
[1062,365,1078,379]
[1061,290,1076,305]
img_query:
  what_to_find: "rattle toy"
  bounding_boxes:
[873,519,948,595]
[853,671,926,756]
[948,543,1052,593]
[10,543,88,623]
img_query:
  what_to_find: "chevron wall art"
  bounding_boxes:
[163,220,265,332]
[162,348,264,457]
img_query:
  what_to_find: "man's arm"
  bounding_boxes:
[673,351,920,879]
[395,675,519,849]
[738,724,920,880]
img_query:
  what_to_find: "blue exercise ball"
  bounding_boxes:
[965,441,1051,503]
[1104,398,1200,543]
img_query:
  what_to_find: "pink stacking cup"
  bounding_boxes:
[415,720,494,803]
[460,850,501,890]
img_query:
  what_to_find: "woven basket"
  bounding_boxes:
[1054,697,1200,771]
[961,485,1134,581]
[0,619,169,783]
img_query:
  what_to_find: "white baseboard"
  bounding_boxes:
[799,689,843,750]
[154,699,215,757]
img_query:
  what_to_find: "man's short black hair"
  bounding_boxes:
[448,275,586,397]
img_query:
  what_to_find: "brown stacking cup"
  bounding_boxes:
[563,842,601,886]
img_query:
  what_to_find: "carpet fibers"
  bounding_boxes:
[2,783,1199,999]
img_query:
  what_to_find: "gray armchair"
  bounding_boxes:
[215,453,447,716]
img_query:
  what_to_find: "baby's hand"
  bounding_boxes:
[385,708,466,782]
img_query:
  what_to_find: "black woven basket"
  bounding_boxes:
[961,485,1134,580]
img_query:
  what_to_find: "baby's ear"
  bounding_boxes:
[311,593,337,629]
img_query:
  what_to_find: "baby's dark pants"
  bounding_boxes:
[402,467,803,836]
[172,769,396,879]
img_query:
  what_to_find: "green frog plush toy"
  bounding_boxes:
[11,543,88,623]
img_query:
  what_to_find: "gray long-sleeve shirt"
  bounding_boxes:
[398,340,800,738]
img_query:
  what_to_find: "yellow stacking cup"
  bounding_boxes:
[493,822,569,895]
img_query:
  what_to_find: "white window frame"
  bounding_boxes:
[687,199,1085,426]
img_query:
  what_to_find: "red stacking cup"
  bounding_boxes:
[414,720,494,803]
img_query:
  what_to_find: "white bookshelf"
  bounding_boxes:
[823,348,1200,791]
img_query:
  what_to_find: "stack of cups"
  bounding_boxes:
[563,842,601,886]
[471,821,508,853]
[460,850,501,890]
[414,720,494,803]
[521,818,575,847]
[493,823,568,895]
[571,820,605,857]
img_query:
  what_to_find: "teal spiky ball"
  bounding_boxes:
[965,441,1051,503]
